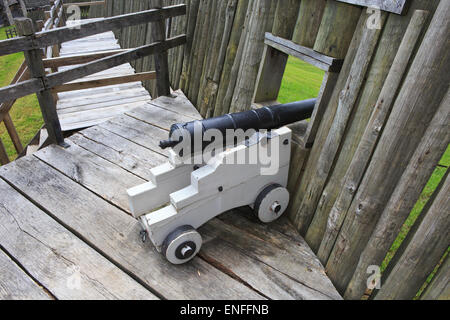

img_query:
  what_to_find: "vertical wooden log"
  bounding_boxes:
[0,137,10,165]
[252,0,301,104]
[230,0,276,113]
[292,0,327,47]
[2,0,14,25]
[288,11,369,226]
[183,0,206,97]
[212,0,250,117]
[198,0,237,118]
[310,3,436,256]
[188,0,214,105]
[325,0,450,294]
[150,0,171,97]
[293,11,388,236]
[313,1,361,59]
[374,171,450,300]
[420,256,450,300]
[15,18,66,147]
[345,85,449,300]
[135,0,149,73]
[173,0,188,89]
[197,0,221,115]
[179,0,200,91]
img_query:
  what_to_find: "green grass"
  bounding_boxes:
[279,56,449,299]
[0,26,43,160]
[277,56,325,103]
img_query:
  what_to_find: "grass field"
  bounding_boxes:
[0,26,43,160]
[278,56,449,298]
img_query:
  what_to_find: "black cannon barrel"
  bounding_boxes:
[159,98,317,150]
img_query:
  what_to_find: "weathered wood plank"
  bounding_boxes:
[325,0,450,294]
[98,115,172,156]
[150,0,171,97]
[34,140,145,212]
[126,103,196,131]
[252,0,300,104]
[421,256,450,300]
[264,33,343,72]
[288,10,367,234]
[0,178,157,300]
[293,11,387,236]
[0,250,52,300]
[345,26,445,300]
[58,95,150,115]
[36,4,187,49]
[149,89,202,119]
[58,101,148,124]
[70,126,166,180]
[212,0,249,116]
[375,171,450,300]
[43,48,129,68]
[211,212,342,300]
[316,3,438,263]
[230,0,276,113]
[57,88,150,110]
[0,156,263,299]
[292,0,327,47]
[46,35,186,89]
[337,0,409,15]
[3,113,24,154]
[313,1,362,59]
[199,218,337,300]
[53,71,156,92]
[16,18,65,146]
[0,138,10,165]
[310,4,436,257]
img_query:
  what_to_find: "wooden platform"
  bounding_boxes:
[55,19,152,132]
[0,89,341,300]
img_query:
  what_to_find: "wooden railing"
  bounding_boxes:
[0,2,186,164]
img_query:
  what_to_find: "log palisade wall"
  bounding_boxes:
[105,0,449,300]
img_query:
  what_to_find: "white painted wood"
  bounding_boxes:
[131,127,293,255]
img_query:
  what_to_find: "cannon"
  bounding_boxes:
[127,99,316,264]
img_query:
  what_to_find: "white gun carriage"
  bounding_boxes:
[127,99,316,264]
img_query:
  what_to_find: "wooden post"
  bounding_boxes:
[325,0,450,294]
[18,0,27,17]
[212,0,249,117]
[313,1,362,59]
[3,113,24,154]
[150,0,170,97]
[230,0,276,113]
[374,171,450,300]
[293,11,387,236]
[252,0,301,105]
[346,86,448,300]
[15,18,67,148]
[2,0,14,25]
[0,137,9,165]
[292,0,327,47]
[314,7,432,262]
[288,11,370,228]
